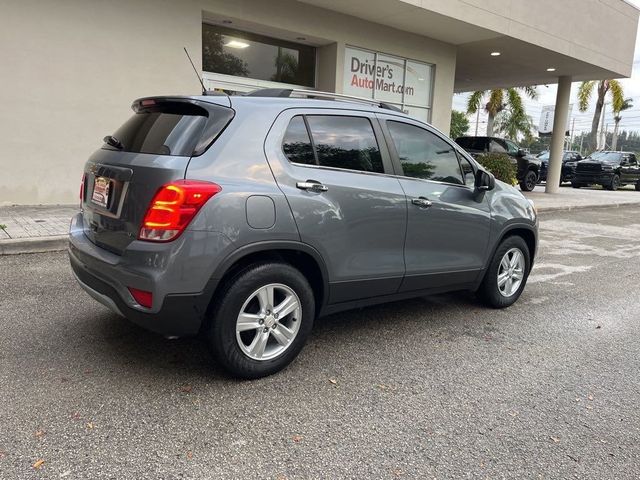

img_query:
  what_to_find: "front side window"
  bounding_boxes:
[490,140,507,154]
[505,140,519,155]
[282,116,314,165]
[305,116,384,173]
[458,155,476,187]
[387,121,464,185]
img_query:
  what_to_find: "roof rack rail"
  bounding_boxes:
[245,88,405,113]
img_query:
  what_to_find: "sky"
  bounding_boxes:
[452,0,640,136]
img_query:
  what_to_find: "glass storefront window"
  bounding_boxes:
[202,24,316,88]
[343,46,433,122]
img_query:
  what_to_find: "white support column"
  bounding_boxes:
[546,76,572,193]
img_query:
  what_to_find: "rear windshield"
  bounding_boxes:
[455,137,488,151]
[106,101,230,157]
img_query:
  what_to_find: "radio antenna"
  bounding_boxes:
[184,47,207,95]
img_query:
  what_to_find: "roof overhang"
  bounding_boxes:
[297,0,639,91]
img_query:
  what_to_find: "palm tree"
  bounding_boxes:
[577,80,624,151]
[612,98,633,151]
[494,106,536,142]
[466,87,538,137]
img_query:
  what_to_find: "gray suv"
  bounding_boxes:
[69,89,538,379]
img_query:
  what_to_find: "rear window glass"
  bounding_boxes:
[108,102,210,157]
[282,116,315,165]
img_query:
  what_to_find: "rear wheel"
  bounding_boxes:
[519,170,537,192]
[206,262,315,379]
[571,182,583,189]
[635,181,640,191]
[605,174,620,191]
[477,236,531,308]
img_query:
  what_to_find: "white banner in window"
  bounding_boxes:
[538,104,573,136]
[343,46,431,107]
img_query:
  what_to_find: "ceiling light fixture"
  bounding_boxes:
[546,67,556,72]
[224,40,250,49]
[490,52,501,56]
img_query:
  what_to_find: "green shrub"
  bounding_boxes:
[476,153,517,186]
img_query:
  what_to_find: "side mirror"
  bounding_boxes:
[475,170,495,192]
[516,149,526,158]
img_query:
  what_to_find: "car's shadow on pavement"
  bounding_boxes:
[81,289,485,382]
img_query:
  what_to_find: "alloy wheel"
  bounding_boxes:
[497,248,525,297]
[235,283,302,361]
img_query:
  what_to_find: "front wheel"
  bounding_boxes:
[605,174,620,191]
[571,182,583,189]
[206,262,315,379]
[519,170,537,192]
[477,236,531,308]
[635,181,640,192]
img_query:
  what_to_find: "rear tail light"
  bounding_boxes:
[139,180,221,242]
[128,287,153,308]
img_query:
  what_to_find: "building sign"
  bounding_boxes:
[539,104,573,136]
[343,46,433,122]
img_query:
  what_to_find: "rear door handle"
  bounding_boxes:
[411,197,433,208]
[296,181,328,192]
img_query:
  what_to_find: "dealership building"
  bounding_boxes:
[1,0,638,204]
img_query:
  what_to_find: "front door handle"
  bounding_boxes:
[296,181,328,192]
[411,197,433,208]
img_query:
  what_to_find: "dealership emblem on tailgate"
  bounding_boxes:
[91,176,110,208]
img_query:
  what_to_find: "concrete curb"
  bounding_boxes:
[537,201,640,214]
[0,235,67,255]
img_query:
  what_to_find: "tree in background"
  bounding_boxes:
[202,28,250,77]
[466,87,538,137]
[493,105,536,142]
[612,98,633,151]
[577,80,624,151]
[449,110,470,139]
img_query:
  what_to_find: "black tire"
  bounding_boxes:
[477,236,531,309]
[636,181,640,192]
[519,170,537,192]
[571,182,582,189]
[206,262,315,379]
[605,174,620,191]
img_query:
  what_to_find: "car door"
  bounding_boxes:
[620,154,639,183]
[379,117,491,292]
[264,109,407,304]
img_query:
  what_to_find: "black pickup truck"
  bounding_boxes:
[455,136,541,191]
[572,151,640,191]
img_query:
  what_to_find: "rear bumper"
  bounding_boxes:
[70,254,210,336]
[539,165,575,182]
[68,213,231,336]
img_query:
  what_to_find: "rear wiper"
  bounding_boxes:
[103,135,123,150]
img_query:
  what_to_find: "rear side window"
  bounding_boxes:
[387,121,464,185]
[306,116,384,173]
[107,102,232,157]
[455,137,487,151]
[282,116,315,165]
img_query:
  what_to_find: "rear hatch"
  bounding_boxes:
[80,97,234,254]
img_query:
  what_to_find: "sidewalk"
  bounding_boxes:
[0,205,77,255]
[1,186,640,255]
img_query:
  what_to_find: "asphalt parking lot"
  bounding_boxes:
[1,207,639,479]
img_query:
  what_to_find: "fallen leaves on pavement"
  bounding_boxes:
[32,459,45,469]
[292,435,303,443]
